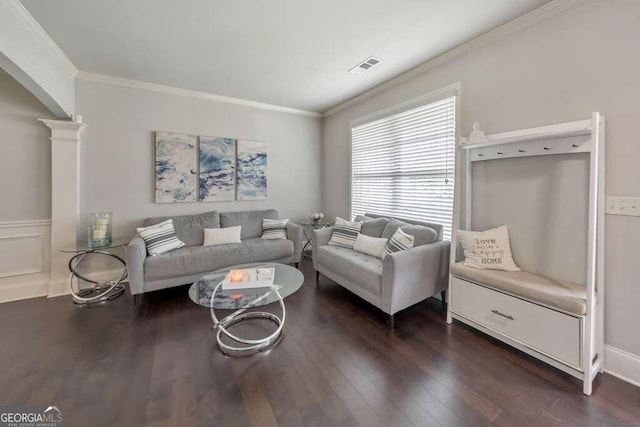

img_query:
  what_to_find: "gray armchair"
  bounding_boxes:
[312,215,450,329]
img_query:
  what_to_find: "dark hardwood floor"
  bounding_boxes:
[1,259,639,426]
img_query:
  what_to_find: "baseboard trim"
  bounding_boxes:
[0,269,127,302]
[0,277,48,303]
[604,345,640,388]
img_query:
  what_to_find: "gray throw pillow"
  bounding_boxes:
[400,225,438,246]
[381,218,411,239]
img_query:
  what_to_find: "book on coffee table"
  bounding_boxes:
[221,267,275,290]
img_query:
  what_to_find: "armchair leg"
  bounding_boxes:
[441,290,446,313]
[295,262,299,269]
[133,294,141,307]
[315,270,320,282]
[388,314,395,331]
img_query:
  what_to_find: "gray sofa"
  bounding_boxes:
[126,209,302,304]
[312,213,450,329]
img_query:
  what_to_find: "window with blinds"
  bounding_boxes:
[350,95,456,240]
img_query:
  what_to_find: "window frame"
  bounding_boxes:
[348,83,461,239]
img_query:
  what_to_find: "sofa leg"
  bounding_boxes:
[315,270,320,282]
[388,314,395,331]
[133,294,141,307]
[441,290,446,313]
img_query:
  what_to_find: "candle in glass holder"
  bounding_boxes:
[92,227,107,239]
[95,218,109,226]
[230,270,244,283]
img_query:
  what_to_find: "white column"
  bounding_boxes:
[39,119,86,296]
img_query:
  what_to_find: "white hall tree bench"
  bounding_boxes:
[446,113,605,395]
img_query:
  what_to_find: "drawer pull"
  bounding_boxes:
[491,309,514,320]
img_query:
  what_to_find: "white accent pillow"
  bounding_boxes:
[136,219,185,256]
[353,233,388,259]
[203,226,242,246]
[456,225,521,271]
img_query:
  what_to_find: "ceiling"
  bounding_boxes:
[22,0,551,113]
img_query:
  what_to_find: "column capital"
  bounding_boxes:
[39,119,87,141]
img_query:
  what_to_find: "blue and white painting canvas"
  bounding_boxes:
[236,140,267,200]
[199,136,236,202]
[155,132,197,203]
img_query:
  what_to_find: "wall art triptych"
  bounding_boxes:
[154,131,267,203]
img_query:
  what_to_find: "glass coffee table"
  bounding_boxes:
[189,262,304,356]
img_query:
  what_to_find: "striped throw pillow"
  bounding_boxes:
[262,219,288,240]
[383,228,415,259]
[328,217,362,249]
[136,219,185,256]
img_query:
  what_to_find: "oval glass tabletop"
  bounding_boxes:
[189,262,304,310]
[61,237,130,253]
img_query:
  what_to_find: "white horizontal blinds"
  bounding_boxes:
[351,96,456,240]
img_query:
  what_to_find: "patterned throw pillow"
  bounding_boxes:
[383,228,415,259]
[456,225,520,271]
[261,219,288,240]
[328,217,362,249]
[136,219,185,256]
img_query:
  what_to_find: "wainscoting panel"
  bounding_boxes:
[0,220,51,302]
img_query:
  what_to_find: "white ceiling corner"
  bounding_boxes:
[9,0,77,77]
[18,0,577,115]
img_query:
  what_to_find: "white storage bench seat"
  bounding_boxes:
[450,262,588,371]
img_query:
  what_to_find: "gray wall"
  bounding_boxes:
[75,79,323,239]
[322,0,640,356]
[0,73,54,221]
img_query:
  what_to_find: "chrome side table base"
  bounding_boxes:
[210,281,285,356]
[68,251,127,305]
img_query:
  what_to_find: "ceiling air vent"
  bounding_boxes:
[349,56,383,75]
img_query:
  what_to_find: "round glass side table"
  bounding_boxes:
[61,237,129,305]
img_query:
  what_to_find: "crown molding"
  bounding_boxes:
[5,0,78,78]
[323,0,583,117]
[76,71,323,118]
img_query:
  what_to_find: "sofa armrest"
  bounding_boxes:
[126,235,147,296]
[311,226,334,269]
[381,240,450,315]
[286,222,303,262]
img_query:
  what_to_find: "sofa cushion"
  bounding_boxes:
[316,246,383,296]
[220,209,279,239]
[144,237,293,281]
[359,218,389,238]
[144,211,219,247]
[400,225,438,247]
[451,262,586,315]
[381,218,411,239]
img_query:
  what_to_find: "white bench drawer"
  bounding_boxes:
[451,276,581,368]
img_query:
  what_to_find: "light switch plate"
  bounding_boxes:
[606,196,640,217]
